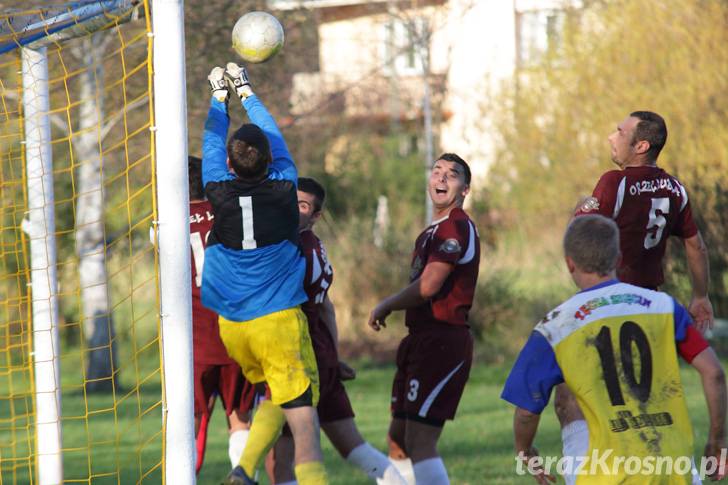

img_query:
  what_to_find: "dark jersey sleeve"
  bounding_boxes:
[671,193,698,239]
[575,170,623,218]
[427,216,469,265]
[300,232,317,299]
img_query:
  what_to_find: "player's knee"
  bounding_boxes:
[403,416,443,460]
[404,433,438,461]
[388,416,407,456]
[281,385,313,409]
[387,433,407,458]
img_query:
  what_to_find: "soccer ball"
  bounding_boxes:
[232,12,284,63]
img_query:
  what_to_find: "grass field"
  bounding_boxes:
[0,356,715,484]
[194,359,715,485]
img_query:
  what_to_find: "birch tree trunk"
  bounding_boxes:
[75,33,117,392]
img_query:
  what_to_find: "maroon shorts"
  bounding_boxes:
[281,363,355,436]
[317,364,355,423]
[391,325,473,425]
[194,361,255,417]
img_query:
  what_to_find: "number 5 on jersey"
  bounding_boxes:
[644,197,669,249]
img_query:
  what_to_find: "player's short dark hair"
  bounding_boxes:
[564,215,620,276]
[630,111,667,161]
[188,155,204,200]
[227,124,272,181]
[298,177,325,212]
[436,153,471,186]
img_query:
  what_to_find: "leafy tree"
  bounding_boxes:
[489,0,728,314]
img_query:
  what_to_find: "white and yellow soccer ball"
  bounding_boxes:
[231,11,284,63]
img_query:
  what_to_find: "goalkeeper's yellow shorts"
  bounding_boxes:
[218,307,319,407]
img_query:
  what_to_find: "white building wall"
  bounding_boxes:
[438,0,518,182]
[318,14,385,79]
[280,0,578,182]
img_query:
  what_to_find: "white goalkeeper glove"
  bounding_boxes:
[208,66,229,103]
[224,62,254,100]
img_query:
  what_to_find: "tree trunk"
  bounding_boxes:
[75,33,118,393]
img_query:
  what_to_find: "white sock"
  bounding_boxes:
[277,482,297,485]
[347,443,407,483]
[386,458,415,485]
[413,457,449,485]
[228,429,249,468]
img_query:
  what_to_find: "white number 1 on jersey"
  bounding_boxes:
[239,196,257,249]
[644,197,669,249]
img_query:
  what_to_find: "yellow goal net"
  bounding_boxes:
[0,0,192,482]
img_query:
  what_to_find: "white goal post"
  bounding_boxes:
[150,0,196,483]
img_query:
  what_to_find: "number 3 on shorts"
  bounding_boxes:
[407,379,419,401]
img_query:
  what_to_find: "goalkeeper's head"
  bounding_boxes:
[226,124,272,182]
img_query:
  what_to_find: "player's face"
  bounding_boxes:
[297,190,320,231]
[608,116,639,167]
[428,160,469,211]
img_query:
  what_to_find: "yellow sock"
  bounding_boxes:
[238,400,285,477]
[295,461,328,485]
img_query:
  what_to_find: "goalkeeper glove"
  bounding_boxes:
[224,62,254,100]
[208,66,229,103]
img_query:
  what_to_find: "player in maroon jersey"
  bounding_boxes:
[575,111,712,328]
[268,177,406,485]
[188,156,254,475]
[368,153,480,485]
[558,112,714,484]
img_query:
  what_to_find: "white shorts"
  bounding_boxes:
[561,420,588,485]
[559,419,701,485]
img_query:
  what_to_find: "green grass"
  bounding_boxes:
[195,360,715,485]
[0,356,717,484]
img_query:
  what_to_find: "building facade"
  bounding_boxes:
[270,0,577,181]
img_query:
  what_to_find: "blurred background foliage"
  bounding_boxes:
[486,0,728,359]
[3,0,726,365]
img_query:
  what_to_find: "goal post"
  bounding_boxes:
[0,1,194,483]
[150,0,195,482]
[22,45,63,485]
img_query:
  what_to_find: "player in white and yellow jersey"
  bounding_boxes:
[501,215,727,484]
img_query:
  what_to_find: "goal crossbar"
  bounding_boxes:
[0,0,140,55]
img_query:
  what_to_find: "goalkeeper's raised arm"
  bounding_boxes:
[224,62,296,183]
[202,66,234,187]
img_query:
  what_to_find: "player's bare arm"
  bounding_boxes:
[367,261,453,331]
[684,232,714,332]
[320,295,339,350]
[691,347,728,480]
[320,295,355,380]
[513,408,555,485]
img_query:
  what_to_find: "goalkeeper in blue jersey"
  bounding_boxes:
[201,63,327,485]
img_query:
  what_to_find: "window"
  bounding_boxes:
[516,9,564,66]
[383,17,427,76]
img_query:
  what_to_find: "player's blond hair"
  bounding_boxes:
[564,215,620,275]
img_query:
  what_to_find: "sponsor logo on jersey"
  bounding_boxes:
[440,238,461,254]
[574,293,652,320]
